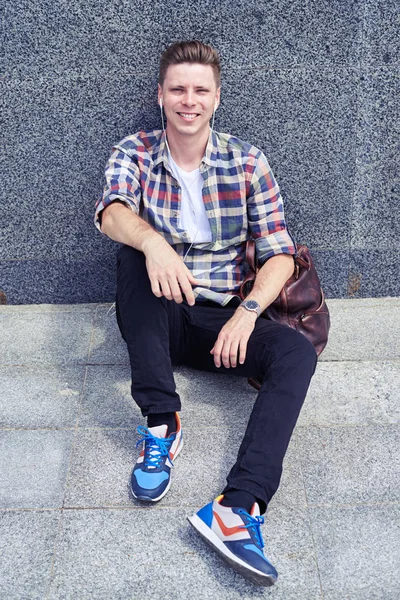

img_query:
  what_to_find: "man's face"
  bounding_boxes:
[158,63,220,139]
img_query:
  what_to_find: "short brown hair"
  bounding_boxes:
[159,40,221,88]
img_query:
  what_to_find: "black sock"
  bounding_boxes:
[147,412,177,434]
[221,489,266,514]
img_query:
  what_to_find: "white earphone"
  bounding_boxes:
[159,98,165,130]
[211,101,219,130]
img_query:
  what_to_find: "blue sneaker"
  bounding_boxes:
[188,495,278,586]
[130,413,183,502]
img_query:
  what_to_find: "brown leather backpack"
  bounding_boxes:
[240,241,330,390]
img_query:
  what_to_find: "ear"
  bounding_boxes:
[157,84,163,107]
[214,87,221,110]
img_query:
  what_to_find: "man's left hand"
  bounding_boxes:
[210,308,257,368]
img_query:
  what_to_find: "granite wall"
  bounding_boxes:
[1,0,399,304]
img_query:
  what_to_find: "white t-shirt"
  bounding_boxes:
[169,156,212,243]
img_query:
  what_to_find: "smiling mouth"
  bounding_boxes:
[177,112,200,120]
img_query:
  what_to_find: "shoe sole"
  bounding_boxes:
[187,513,277,587]
[130,436,183,503]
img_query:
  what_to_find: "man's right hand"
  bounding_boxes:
[143,236,199,306]
[101,204,199,306]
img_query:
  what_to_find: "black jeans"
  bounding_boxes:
[116,245,317,507]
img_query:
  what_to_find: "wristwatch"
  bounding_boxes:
[239,299,261,317]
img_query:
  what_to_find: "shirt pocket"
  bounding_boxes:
[216,185,248,246]
[141,175,178,238]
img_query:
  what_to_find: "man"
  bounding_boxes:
[95,40,316,587]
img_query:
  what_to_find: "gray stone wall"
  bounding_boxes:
[1,0,399,304]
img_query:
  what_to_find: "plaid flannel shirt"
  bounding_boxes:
[95,129,296,305]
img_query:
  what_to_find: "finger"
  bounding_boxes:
[159,278,173,301]
[168,278,183,304]
[239,336,249,365]
[212,337,224,368]
[221,338,236,369]
[178,274,196,306]
[184,266,200,286]
[187,273,200,285]
[229,339,240,368]
[150,276,163,298]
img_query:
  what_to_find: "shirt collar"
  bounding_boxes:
[152,129,219,172]
[152,130,170,171]
[201,130,219,168]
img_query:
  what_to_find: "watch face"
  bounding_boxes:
[245,300,259,310]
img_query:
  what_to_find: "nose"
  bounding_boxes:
[183,91,196,107]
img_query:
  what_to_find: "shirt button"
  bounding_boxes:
[173,211,178,218]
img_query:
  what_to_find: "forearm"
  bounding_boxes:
[101,203,164,254]
[245,253,294,312]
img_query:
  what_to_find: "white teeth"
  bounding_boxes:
[179,113,197,119]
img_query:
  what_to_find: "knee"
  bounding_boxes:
[275,326,317,373]
[117,245,146,274]
[116,246,150,295]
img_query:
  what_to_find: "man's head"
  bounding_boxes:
[159,40,221,89]
[158,41,221,140]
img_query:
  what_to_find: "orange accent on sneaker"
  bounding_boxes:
[213,510,244,537]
